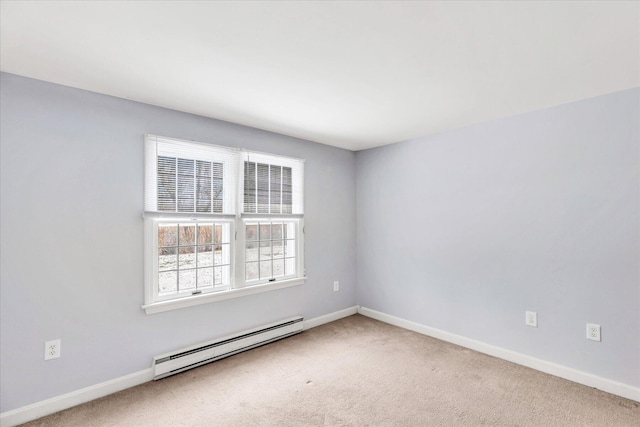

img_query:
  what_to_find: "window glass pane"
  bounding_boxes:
[284,222,295,239]
[179,225,196,246]
[285,258,296,276]
[272,240,284,259]
[212,162,223,213]
[219,265,230,285]
[243,161,256,213]
[273,259,285,277]
[246,224,258,241]
[282,167,292,214]
[259,261,272,279]
[272,223,283,240]
[259,223,271,240]
[198,268,214,289]
[177,158,194,176]
[257,163,269,213]
[177,198,193,213]
[196,160,210,177]
[159,271,177,295]
[246,242,258,262]
[195,160,212,213]
[246,262,259,281]
[179,269,196,291]
[198,224,213,244]
[197,246,213,267]
[157,156,176,175]
[270,165,281,213]
[285,239,296,257]
[259,240,272,260]
[218,243,231,266]
[157,156,176,211]
[158,224,178,247]
[214,266,224,285]
[177,158,195,212]
[179,246,196,269]
[214,223,223,244]
[195,182,211,213]
[159,247,177,271]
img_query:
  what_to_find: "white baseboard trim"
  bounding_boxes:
[1,306,359,426]
[17,305,630,425]
[0,368,154,427]
[304,305,359,330]
[358,306,640,403]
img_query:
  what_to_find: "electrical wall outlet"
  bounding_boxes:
[586,323,601,341]
[333,281,339,292]
[525,311,537,327]
[44,339,61,360]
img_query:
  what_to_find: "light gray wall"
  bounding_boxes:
[2,72,638,413]
[356,88,639,388]
[0,73,357,412]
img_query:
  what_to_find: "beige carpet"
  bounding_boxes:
[22,314,640,426]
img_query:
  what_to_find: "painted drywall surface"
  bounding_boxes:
[0,73,357,412]
[356,88,640,387]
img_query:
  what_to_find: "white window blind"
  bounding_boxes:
[145,135,240,216]
[242,151,304,215]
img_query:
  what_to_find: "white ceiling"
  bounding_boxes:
[1,1,638,151]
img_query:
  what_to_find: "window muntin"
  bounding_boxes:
[243,162,293,214]
[144,135,305,313]
[155,221,231,300]
[144,135,238,216]
[245,220,297,283]
[241,151,303,215]
[157,157,224,213]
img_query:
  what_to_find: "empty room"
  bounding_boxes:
[1,1,638,426]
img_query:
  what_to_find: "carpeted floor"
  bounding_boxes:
[22,314,640,426]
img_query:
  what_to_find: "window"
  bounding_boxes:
[244,220,298,283]
[157,157,223,213]
[143,135,305,314]
[156,221,231,298]
[243,162,292,214]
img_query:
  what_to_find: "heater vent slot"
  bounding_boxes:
[153,316,303,380]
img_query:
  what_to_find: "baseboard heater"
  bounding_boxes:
[153,316,304,380]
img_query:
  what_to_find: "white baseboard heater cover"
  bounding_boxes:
[153,316,304,380]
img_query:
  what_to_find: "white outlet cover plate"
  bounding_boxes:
[525,311,537,327]
[586,323,601,341]
[44,339,61,360]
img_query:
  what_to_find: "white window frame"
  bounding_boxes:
[148,218,235,301]
[142,135,305,315]
[236,218,305,286]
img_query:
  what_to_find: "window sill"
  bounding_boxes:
[142,277,306,315]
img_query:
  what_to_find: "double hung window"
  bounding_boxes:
[240,151,304,287]
[156,221,231,296]
[143,135,304,314]
[244,221,297,282]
